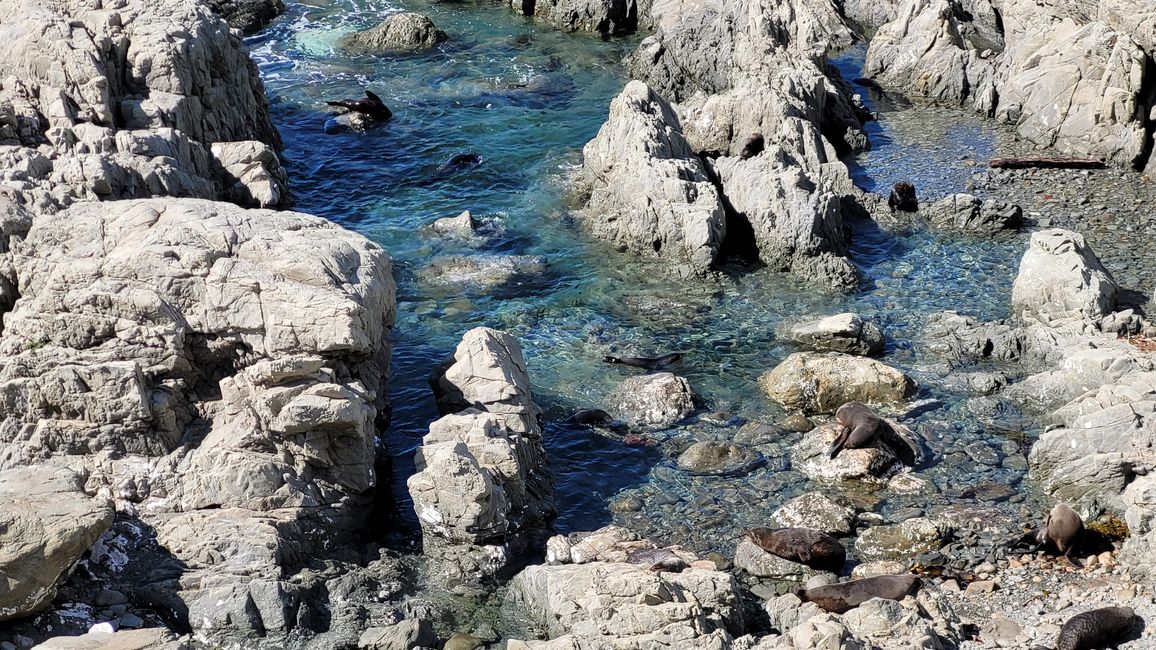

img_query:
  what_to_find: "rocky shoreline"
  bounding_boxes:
[2,0,1156,648]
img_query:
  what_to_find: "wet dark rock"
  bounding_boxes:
[888,181,917,212]
[788,313,886,356]
[734,422,788,445]
[924,193,1022,233]
[205,0,285,33]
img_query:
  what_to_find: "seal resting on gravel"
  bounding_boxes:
[745,527,846,573]
[326,90,393,121]
[888,181,918,213]
[1011,503,1084,567]
[1043,606,1135,650]
[828,401,920,466]
[796,574,921,614]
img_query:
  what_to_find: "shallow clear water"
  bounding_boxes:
[250,2,1045,556]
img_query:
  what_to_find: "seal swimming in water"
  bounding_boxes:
[797,574,921,614]
[1011,503,1084,566]
[828,401,921,467]
[602,352,682,372]
[745,527,846,573]
[434,153,483,177]
[566,408,627,432]
[739,133,765,160]
[326,90,393,121]
[1040,606,1136,650]
[888,181,918,213]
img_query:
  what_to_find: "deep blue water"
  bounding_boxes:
[250,1,1039,549]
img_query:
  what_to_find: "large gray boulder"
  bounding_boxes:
[759,352,916,413]
[340,13,449,52]
[923,193,1021,234]
[506,562,741,648]
[1011,229,1118,324]
[610,371,696,429]
[574,81,726,278]
[770,492,857,535]
[410,328,554,587]
[0,0,286,210]
[0,466,114,621]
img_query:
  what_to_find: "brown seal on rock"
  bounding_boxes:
[828,401,920,466]
[1012,503,1084,566]
[739,133,765,160]
[1051,606,1135,650]
[745,527,846,573]
[797,574,921,614]
[626,548,689,573]
[326,90,393,121]
[888,181,917,213]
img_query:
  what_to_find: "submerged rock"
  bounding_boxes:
[759,352,916,413]
[340,12,449,52]
[418,254,550,294]
[677,441,764,476]
[429,210,480,237]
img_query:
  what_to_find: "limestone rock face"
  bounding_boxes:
[788,313,885,356]
[511,0,645,35]
[574,81,726,279]
[340,13,449,52]
[759,352,916,413]
[410,328,554,587]
[507,562,741,648]
[0,466,114,621]
[31,628,181,650]
[0,198,395,639]
[0,0,285,210]
[1011,229,1118,324]
[611,371,696,429]
[865,0,1152,169]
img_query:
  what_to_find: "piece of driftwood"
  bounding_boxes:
[989,157,1106,169]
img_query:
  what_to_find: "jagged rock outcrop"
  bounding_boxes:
[340,13,449,52]
[0,0,287,211]
[865,0,1155,170]
[759,352,916,413]
[573,81,726,278]
[510,0,646,35]
[0,198,395,640]
[0,466,114,621]
[410,328,554,591]
[506,561,742,648]
[1011,229,1119,325]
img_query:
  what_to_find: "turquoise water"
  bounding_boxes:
[250,1,1042,553]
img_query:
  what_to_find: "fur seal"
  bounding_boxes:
[888,181,918,213]
[435,153,483,176]
[326,90,392,121]
[566,408,627,432]
[626,548,689,573]
[739,133,765,160]
[797,574,921,614]
[828,401,920,466]
[602,352,682,371]
[745,527,846,573]
[1051,606,1135,650]
[1012,503,1084,566]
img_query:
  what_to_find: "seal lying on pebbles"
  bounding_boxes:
[602,352,682,371]
[796,574,921,614]
[1044,606,1135,650]
[888,181,918,213]
[1011,503,1084,566]
[326,90,393,121]
[745,527,846,572]
[828,401,921,466]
